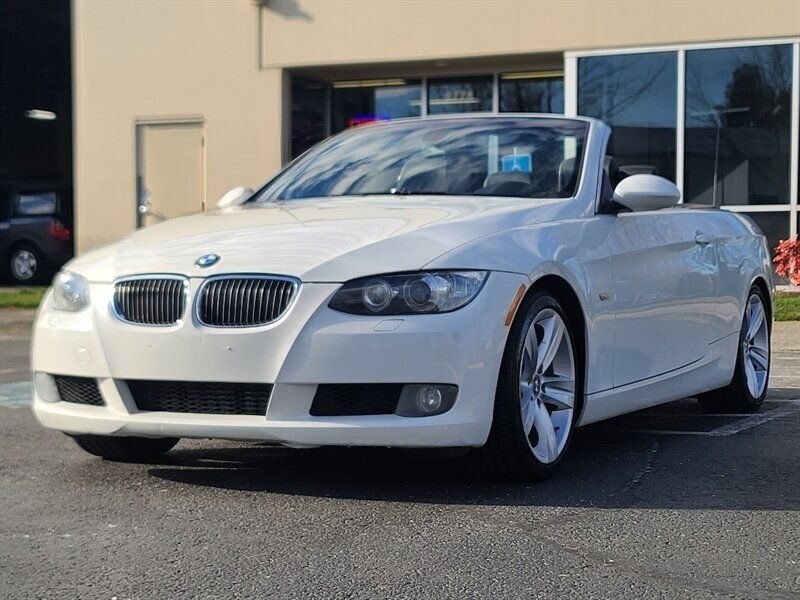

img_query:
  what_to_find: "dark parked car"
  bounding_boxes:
[0,182,73,284]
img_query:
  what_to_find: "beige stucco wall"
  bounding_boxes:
[261,0,800,67]
[74,0,799,253]
[73,0,284,252]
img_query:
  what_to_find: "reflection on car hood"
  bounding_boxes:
[67,196,575,282]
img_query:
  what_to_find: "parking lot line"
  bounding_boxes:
[0,381,32,408]
[609,400,800,437]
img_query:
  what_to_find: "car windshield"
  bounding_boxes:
[251,117,589,202]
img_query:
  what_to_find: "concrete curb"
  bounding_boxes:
[0,308,37,336]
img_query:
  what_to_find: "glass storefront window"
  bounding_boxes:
[743,211,792,281]
[331,79,421,134]
[684,45,793,206]
[742,212,791,255]
[500,73,564,113]
[291,78,326,159]
[578,52,677,181]
[428,76,493,114]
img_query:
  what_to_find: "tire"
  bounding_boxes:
[697,285,770,413]
[8,244,44,284]
[71,435,180,462]
[475,290,581,482]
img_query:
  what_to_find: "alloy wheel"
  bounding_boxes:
[11,249,37,281]
[743,293,769,398]
[519,308,576,464]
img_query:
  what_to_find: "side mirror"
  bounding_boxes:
[612,174,680,212]
[216,187,253,210]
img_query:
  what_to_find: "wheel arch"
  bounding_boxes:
[7,237,42,256]
[750,275,773,327]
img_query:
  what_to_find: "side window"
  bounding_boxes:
[15,192,57,216]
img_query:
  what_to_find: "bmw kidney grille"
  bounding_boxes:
[113,275,297,327]
[114,278,187,325]
[196,276,298,327]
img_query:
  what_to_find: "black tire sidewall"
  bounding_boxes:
[72,434,179,461]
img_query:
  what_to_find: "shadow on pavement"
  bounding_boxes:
[144,396,800,511]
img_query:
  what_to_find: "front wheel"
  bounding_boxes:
[72,435,180,462]
[475,290,580,482]
[697,285,770,413]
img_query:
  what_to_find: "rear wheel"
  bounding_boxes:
[8,244,43,284]
[697,286,770,413]
[475,290,580,482]
[72,435,180,462]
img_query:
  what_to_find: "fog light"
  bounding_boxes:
[395,384,457,417]
[34,372,60,403]
[416,386,442,413]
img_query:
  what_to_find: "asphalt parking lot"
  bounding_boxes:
[1,313,799,599]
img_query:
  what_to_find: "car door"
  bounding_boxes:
[606,208,718,388]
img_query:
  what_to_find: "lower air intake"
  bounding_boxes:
[54,376,105,406]
[127,380,273,416]
[310,384,403,416]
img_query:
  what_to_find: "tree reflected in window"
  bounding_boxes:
[578,52,677,181]
[500,75,564,114]
[684,45,792,205]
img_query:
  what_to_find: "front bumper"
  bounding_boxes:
[31,272,525,447]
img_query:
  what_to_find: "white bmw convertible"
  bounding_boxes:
[32,116,773,481]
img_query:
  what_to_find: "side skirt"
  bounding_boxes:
[578,332,739,426]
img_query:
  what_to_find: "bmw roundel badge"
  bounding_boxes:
[195,253,220,268]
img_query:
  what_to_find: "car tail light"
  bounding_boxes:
[48,220,71,241]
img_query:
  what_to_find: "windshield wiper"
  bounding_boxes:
[390,188,454,196]
[330,190,458,198]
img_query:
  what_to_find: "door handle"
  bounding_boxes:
[695,232,713,245]
[138,199,167,222]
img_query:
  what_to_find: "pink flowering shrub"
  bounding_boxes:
[774,236,800,286]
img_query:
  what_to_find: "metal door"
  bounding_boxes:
[136,121,205,227]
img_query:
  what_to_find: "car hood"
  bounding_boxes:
[68,196,576,282]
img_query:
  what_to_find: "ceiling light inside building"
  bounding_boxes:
[24,109,57,121]
[501,71,564,80]
[333,79,408,89]
[427,98,481,106]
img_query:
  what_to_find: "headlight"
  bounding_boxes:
[329,271,488,315]
[52,271,90,312]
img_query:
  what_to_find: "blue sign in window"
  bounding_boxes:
[502,153,532,173]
